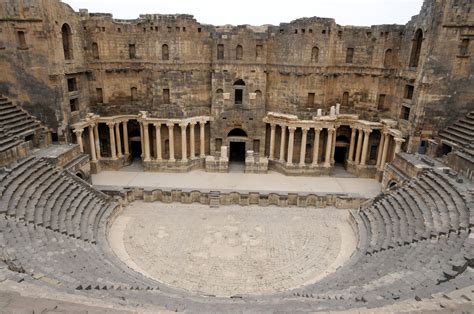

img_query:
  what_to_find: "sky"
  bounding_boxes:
[64,0,425,27]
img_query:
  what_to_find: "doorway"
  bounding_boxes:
[334,147,347,165]
[230,142,246,162]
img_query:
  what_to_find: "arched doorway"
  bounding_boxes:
[228,128,247,167]
[334,135,350,165]
[128,120,142,159]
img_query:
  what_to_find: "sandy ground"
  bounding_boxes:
[108,202,357,297]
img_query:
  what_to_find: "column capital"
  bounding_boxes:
[179,122,188,129]
[153,122,161,128]
[288,126,297,132]
[199,119,207,125]
[166,122,175,128]
[270,123,276,128]
[189,121,197,127]
[301,127,310,132]
[394,137,405,143]
[363,128,373,134]
[327,127,336,133]
[106,122,115,128]
[313,127,322,132]
[142,121,149,127]
[73,128,84,135]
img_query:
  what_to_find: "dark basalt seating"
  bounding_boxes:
[0,154,472,312]
[0,98,41,140]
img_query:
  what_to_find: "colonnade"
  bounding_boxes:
[140,119,208,162]
[73,115,210,163]
[266,122,404,170]
[73,119,130,162]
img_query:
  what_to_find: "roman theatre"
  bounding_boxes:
[0,0,472,312]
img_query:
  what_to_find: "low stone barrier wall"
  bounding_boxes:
[98,186,368,209]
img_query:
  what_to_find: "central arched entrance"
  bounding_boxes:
[334,135,350,165]
[227,128,247,171]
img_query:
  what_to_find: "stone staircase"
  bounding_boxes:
[0,96,43,142]
[209,191,220,208]
[439,111,474,149]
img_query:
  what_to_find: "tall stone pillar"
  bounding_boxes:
[93,124,101,160]
[331,127,337,164]
[376,132,386,168]
[354,128,363,165]
[122,121,129,156]
[312,128,321,166]
[180,123,188,162]
[140,123,144,158]
[142,122,151,162]
[167,123,175,162]
[154,123,162,161]
[299,127,309,166]
[279,124,287,163]
[348,127,356,162]
[88,126,97,162]
[190,122,196,159]
[74,129,84,153]
[324,128,335,167]
[269,123,276,160]
[379,133,390,171]
[115,123,123,158]
[286,126,296,166]
[199,121,206,158]
[107,122,117,159]
[360,129,372,165]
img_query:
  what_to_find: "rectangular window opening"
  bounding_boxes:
[67,78,78,92]
[404,85,414,100]
[163,88,170,104]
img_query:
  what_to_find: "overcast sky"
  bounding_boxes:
[64,0,424,26]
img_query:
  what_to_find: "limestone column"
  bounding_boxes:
[360,129,372,166]
[167,123,175,161]
[379,133,390,171]
[312,128,321,166]
[140,123,144,158]
[348,127,356,162]
[190,122,196,159]
[115,122,123,158]
[376,132,386,168]
[199,121,206,158]
[324,128,335,167]
[122,121,129,156]
[107,122,117,159]
[93,124,101,160]
[143,122,151,162]
[74,129,84,153]
[269,123,276,160]
[286,126,296,166]
[279,124,287,163]
[154,123,162,161]
[393,138,404,158]
[299,127,309,166]
[354,128,363,165]
[331,127,337,164]
[180,123,188,162]
[88,126,97,162]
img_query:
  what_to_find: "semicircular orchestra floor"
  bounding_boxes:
[109,202,357,297]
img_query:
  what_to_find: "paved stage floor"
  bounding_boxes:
[92,163,382,198]
[109,202,356,296]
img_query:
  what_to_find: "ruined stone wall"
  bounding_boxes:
[0,0,89,141]
[0,0,472,153]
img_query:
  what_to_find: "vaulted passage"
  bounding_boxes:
[229,141,245,162]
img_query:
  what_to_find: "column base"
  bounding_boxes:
[143,157,205,172]
[269,159,331,176]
